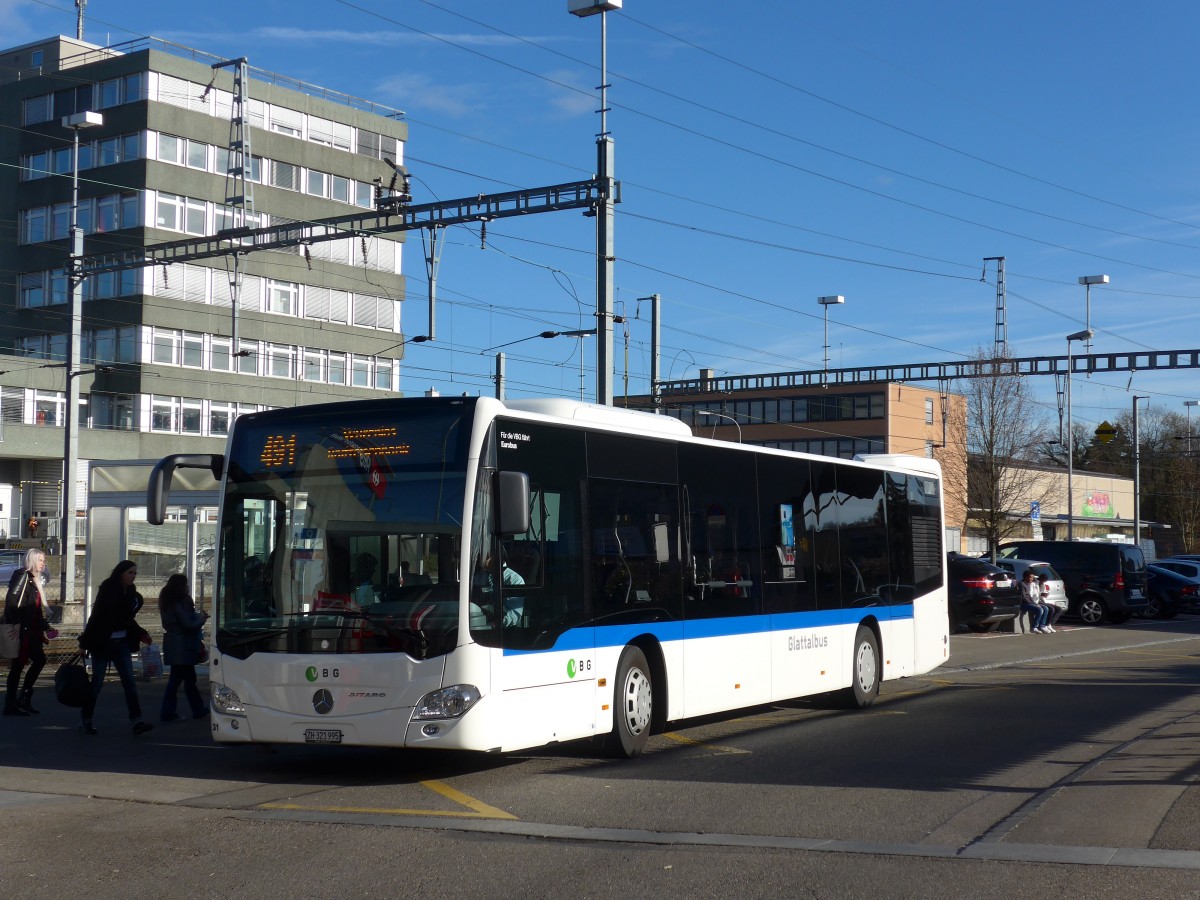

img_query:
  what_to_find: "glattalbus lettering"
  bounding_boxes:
[788,633,828,651]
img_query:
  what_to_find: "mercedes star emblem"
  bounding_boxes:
[312,689,334,715]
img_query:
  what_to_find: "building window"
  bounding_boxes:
[210,401,233,435]
[237,341,258,374]
[351,355,370,387]
[211,337,232,372]
[151,395,178,432]
[374,357,392,391]
[182,399,202,434]
[156,192,182,230]
[187,139,208,170]
[925,398,935,425]
[182,333,204,368]
[152,329,179,365]
[271,160,298,190]
[304,350,324,383]
[328,353,346,385]
[331,175,350,203]
[926,440,935,458]
[20,208,47,244]
[19,273,45,308]
[266,280,297,316]
[306,169,328,197]
[267,344,294,379]
[35,392,63,426]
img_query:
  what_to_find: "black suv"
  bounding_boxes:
[996,541,1148,625]
[947,554,1020,632]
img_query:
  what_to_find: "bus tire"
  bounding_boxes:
[605,645,653,758]
[840,626,880,709]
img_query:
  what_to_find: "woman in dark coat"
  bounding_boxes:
[78,560,154,735]
[158,574,209,721]
[4,549,55,715]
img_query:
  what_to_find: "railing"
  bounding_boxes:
[59,36,405,118]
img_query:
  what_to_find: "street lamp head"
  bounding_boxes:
[568,0,621,15]
[817,295,845,306]
[1078,275,1110,286]
[1066,328,1094,343]
[62,110,103,130]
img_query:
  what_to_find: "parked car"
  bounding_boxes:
[996,541,1148,625]
[947,554,1021,632]
[1158,555,1200,563]
[1151,558,1200,582]
[1144,565,1200,618]
[992,558,1069,624]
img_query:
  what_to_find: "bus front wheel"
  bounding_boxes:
[840,626,880,709]
[605,645,653,758]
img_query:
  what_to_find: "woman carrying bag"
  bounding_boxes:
[78,560,154,735]
[4,549,57,716]
[157,574,209,721]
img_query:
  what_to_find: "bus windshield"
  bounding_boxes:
[215,399,476,660]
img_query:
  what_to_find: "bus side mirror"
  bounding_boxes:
[495,471,530,537]
[147,454,224,525]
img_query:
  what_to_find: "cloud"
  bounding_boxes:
[373,72,483,118]
[541,68,597,119]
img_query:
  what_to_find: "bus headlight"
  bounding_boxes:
[212,685,247,715]
[413,684,481,720]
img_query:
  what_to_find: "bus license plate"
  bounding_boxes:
[304,729,343,744]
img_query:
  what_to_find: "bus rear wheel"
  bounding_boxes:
[840,626,880,709]
[605,645,653,758]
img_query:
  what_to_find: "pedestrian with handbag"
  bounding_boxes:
[78,560,154,735]
[157,574,209,722]
[4,549,57,715]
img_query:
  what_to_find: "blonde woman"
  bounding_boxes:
[4,549,56,715]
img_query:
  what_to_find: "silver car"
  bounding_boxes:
[993,558,1069,621]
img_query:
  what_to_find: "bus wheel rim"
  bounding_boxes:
[856,640,877,691]
[624,668,651,735]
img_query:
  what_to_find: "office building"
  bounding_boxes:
[0,35,409,543]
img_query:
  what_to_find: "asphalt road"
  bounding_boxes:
[4,617,1200,897]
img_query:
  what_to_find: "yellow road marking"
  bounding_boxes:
[259,779,516,820]
[662,732,751,754]
[419,779,517,819]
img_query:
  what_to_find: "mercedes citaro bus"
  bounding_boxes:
[147,396,948,757]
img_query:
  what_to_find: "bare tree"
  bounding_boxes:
[944,350,1060,557]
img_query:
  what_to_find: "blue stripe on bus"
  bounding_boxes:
[501,604,915,656]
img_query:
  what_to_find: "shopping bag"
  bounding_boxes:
[54,653,91,707]
[0,623,19,659]
[139,644,163,680]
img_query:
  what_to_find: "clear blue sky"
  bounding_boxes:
[9,0,1200,431]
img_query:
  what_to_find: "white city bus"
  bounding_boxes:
[148,396,947,757]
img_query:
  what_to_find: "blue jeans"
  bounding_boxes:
[160,664,206,719]
[1021,602,1049,630]
[82,637,143,724]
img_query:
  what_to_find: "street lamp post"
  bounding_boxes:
[1077,275,1108,354]
[568,0,622,405]
[1133,395,1147,547]
[697,409,742,444]
[1065,328,1093,541]
[60,109,102,610]
[817,295,844,386]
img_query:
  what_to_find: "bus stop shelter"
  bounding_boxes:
[78,459,220,623]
